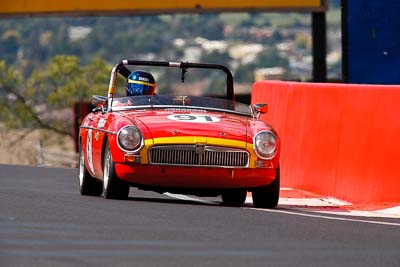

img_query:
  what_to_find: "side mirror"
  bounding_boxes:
[253,103,268,119]
[91,95,108,113]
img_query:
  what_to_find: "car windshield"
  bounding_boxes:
[112,95,252,116]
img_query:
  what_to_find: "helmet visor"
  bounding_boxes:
[127,80,155,96]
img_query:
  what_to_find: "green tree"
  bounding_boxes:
[0,56,111,136]
[200,50,231,66]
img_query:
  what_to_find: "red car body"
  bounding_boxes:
[78,60,280,208]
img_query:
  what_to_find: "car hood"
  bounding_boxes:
[121,109,251,145]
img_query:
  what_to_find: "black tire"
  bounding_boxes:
[252,168,280,209]
[78,141,103,196]
[103,141,130,199]
[221,189,247,207]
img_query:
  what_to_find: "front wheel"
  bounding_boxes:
[103,141,130,199]
[252,168,280,209]
[221,190,247,207]
[78,141,103,196]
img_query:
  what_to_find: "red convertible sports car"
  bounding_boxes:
[79,60,280,208]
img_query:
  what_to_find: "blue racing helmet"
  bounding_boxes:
[126,70,156,96]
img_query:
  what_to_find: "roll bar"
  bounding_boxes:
[107,60,234,111]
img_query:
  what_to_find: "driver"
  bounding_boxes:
[114,70,156,107]
[126,70,156,96]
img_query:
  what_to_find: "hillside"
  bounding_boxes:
[0,3,341,82]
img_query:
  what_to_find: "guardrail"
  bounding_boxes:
[251,81,400,203]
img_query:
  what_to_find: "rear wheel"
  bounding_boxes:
[252,168,280,209]
[103,141,130,199]
[221,190,247,207]
[78,141,103,196]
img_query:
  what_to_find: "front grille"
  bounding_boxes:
[149,145,249,168]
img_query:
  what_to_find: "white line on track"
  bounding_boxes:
[164,193,400,227]
[250,208,400,227]
[164,193,216,205]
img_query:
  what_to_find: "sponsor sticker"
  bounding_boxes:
[95,131,100,141]
[98,118,106,129]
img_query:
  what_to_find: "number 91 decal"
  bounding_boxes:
[167,114,220,123]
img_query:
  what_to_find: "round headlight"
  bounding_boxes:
[117,126,143,152]
[254,131,277,159]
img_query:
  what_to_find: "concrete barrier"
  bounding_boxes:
[251,81,400,203]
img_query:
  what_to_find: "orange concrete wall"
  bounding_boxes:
[251,81,400,203]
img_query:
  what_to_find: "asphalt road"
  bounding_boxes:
[1,164,400,267]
